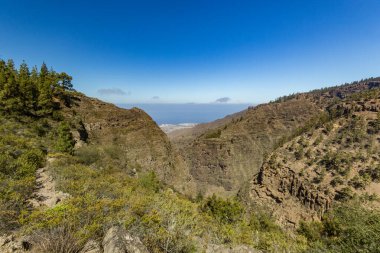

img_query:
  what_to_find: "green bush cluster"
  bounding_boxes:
[349,174,371,189]
[299,201,380,253]
[0,117,46,233]
[360,165,380,183]
[319,151,352,176]
[203,129,222,139]
[74,145,100,165]
[54,122,75,154]
[201,195,243,224]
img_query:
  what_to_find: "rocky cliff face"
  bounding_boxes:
[250,163,333,228]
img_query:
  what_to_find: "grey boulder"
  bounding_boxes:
[102,226,148,253]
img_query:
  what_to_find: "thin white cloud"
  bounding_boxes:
[97,88,129,96]
[215,97,231,103]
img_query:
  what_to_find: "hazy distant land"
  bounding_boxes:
[118,103,252,125]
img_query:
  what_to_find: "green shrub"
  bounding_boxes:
[294,146,304,160]
[334,187,354,201]
[138,171,161,193]
[204,129,222,139]
[30,225,83,253]
[31,119,50,137]
[320,151,352,176]
[17,149,45,173]
[201,195,243,224]
[249,211,280,232]
[298,221,323,242]
[55,122,75,154]
[75,146,100,165]
[330,176,344,187]
[349,175,370,189]
[303,201,380,253]
[104,144,124,160]
[313,135,323,146]
[362,165,380,182]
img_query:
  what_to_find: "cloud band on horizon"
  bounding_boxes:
[215,97,231,103]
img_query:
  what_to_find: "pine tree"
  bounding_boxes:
[56,72,73,106]
[57,72,73,91]
[18,61,37,114]
[0,60,23,113]
[30,66,40,113]
[39,62,48,84]
[0,58,74,116]
[0,60,6,91]
[0,60,6,110]
[55,122,75,154]
[37,63,53,115]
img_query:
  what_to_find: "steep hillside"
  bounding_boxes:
[60,93,196,194]
[173,78,380,197]
[249,87,380,228]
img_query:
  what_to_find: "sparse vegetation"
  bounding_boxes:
[320,151,352,176]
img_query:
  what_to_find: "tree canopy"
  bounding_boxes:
[0,59,74,116]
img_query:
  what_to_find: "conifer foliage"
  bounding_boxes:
[0,59,74,116]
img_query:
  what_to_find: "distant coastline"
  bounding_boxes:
[118,103,252,125]
[159,123,198,133]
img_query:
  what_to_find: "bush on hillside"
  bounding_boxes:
[55,122,75,154]
[300,201,380,253]
[75,145,100,165]
[201,195,243,224]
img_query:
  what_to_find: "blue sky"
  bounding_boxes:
[1,0,380,104]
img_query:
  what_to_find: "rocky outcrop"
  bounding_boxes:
[256,165,332,218]
[0,234,31,253]
[80,240,101,253]
[102,226,148,253]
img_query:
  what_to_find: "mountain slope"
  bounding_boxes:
[172,78,380,197]
[61,93,197,195]
[249,86,380,228]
